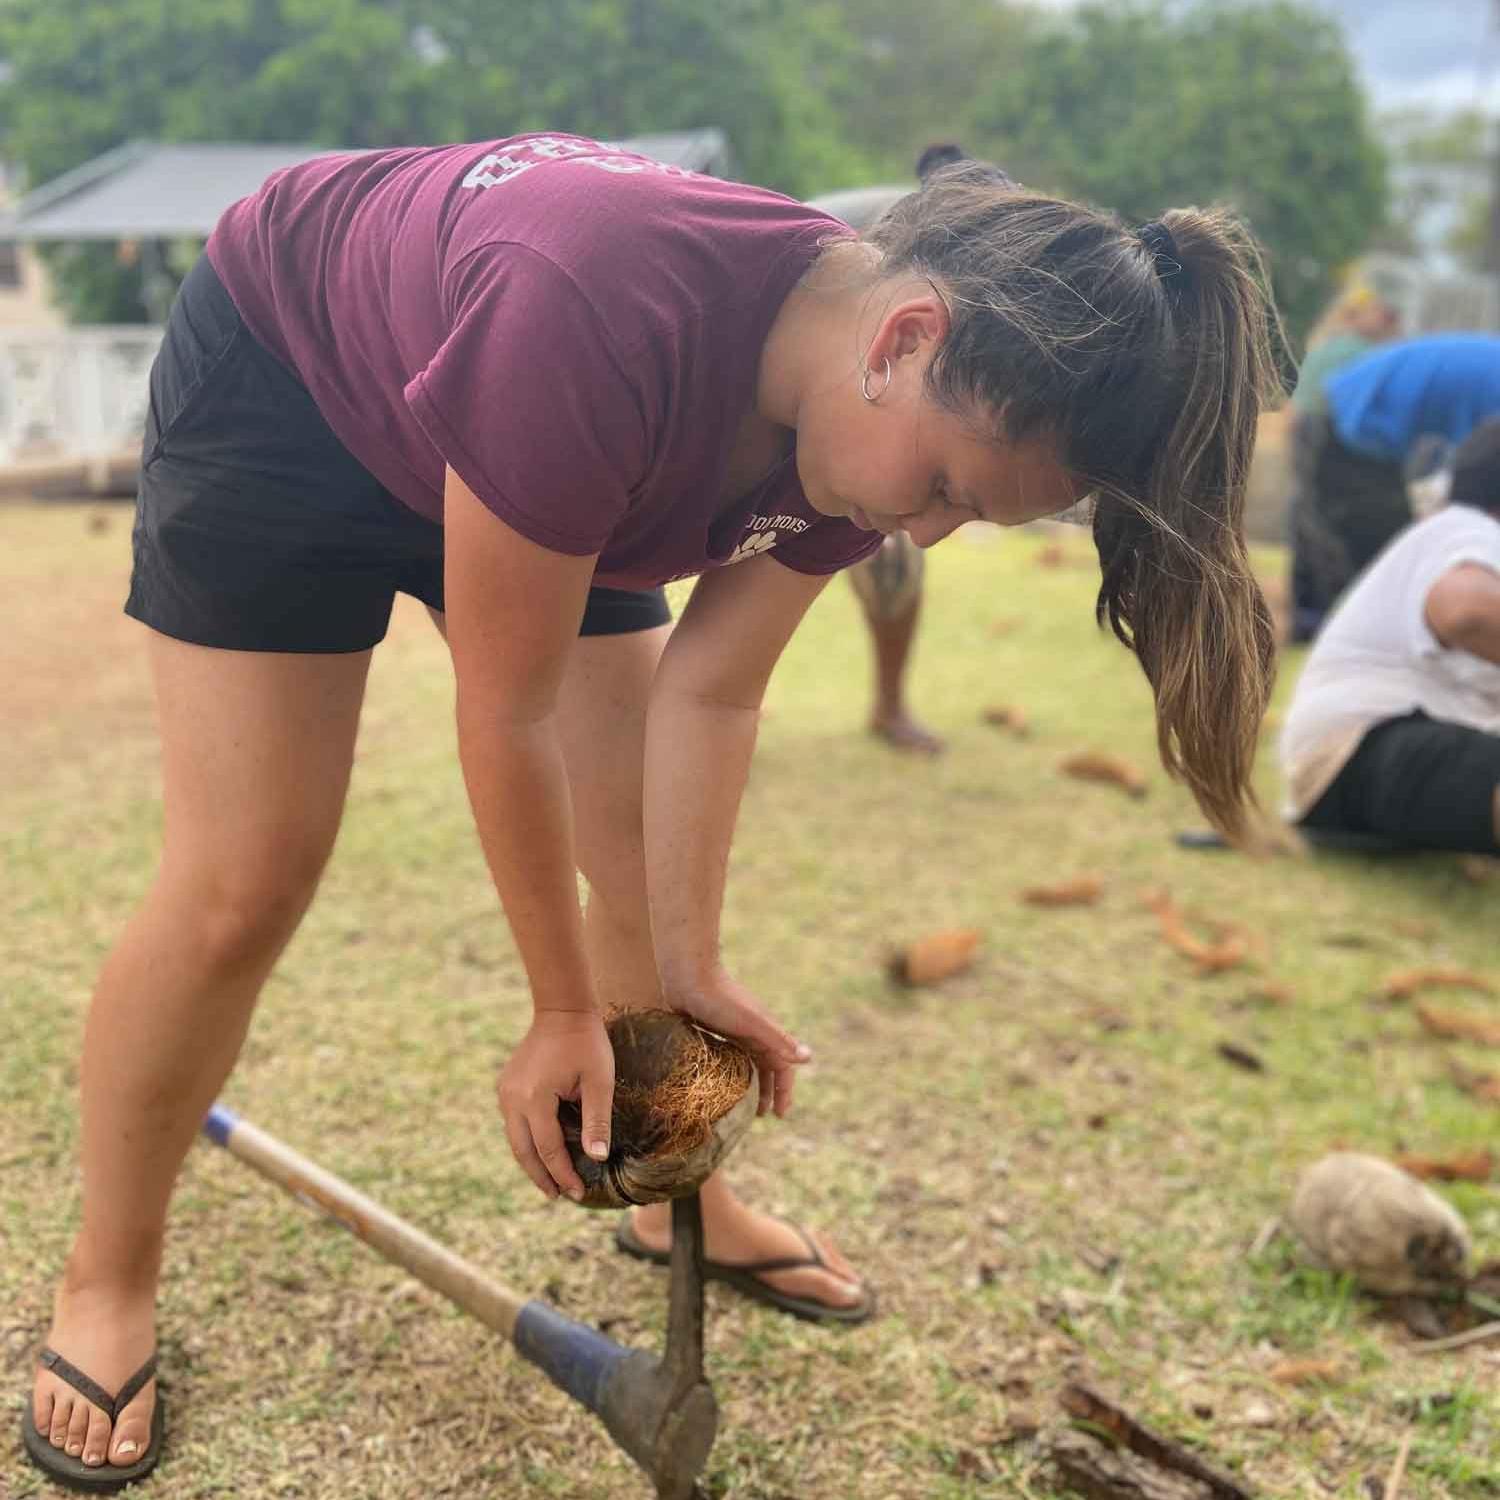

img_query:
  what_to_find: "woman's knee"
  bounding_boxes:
[159,833,334,968]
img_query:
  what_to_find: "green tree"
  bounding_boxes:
[819,0,1036,183]
[416,0,869,193]
[0,0,870,320]
[0,0,491,319]
[973,0,1388,347]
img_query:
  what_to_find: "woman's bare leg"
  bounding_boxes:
[32,632,372,1470]
[553,625,866,1311]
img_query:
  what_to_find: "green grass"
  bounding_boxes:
[2,503,1498,1498]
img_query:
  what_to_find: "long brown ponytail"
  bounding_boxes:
[869,183,1282,837]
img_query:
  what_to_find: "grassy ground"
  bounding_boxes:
[3,502,1498,1500]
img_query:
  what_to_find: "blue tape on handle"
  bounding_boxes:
[513,1300,632,1416]
[202,1103,240,1146]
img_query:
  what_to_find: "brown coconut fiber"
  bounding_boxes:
[557,1010,756,1209]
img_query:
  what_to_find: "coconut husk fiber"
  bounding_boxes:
[557,1010,756,1209]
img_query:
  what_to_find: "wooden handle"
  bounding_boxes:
[204,1104,526,1338]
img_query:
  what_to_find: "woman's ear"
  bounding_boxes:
[867,291,951,374]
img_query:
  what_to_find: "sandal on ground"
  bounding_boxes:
[614,1216,877,1325]
[21,1347,163,1493]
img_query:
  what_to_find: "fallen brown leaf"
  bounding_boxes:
[1161,914,1249,976]
[1417,1003,1500,1047]
[1391,1149,1494,1184]
[989,616,1023,637]
[982,703,1030,736]
[1144,890,1252,975]
[1059,750,1148,798]
[1384,966,1494,1001]
[887,929,981,988]
[1459,854,1500,884]
[1020,875,1104,908]
[1269,1358,1340,1386]
[1036,542,1067,568]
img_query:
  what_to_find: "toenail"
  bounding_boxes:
[85,1452,103,1466]
[67,1442,82,1455]
[116,1440,139,1458]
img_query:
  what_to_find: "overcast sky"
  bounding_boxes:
[1033,1,1500,115]
[1316,0,1500,112]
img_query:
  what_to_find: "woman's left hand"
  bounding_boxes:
[663,966,812,1118]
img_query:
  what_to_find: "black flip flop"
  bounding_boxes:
[615,1215,877,1325]
[21,1347,163,1493]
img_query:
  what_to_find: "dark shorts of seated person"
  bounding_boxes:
[1301,710,1500,853]
[125,254,670,652]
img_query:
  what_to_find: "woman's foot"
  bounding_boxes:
[870,710,945,755]
[31,1271,158,1471]
[627,1195,867,1313]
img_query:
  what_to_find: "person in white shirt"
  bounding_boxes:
[1280,416,1500,851]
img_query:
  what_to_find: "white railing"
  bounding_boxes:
[1359,253,1500,336]
[0,326,160,467]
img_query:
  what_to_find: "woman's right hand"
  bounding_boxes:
[497,1009,616,1201]
[664,967,812,1118]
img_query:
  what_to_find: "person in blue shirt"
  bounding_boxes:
[1284,283,1400,641]
[1295,333,1500,638]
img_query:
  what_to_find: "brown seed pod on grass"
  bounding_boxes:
[1383,965,1494,1001]
[1059,750,1148,799]
[888,929,981,987]
[558,1010,755,1209]
[1020,875,1103,908]
[1417,1004,1500,1047]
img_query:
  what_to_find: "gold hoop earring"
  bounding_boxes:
[860,356,893,403]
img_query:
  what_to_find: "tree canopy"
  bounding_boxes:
[0,0,1390,337]
[973,0,1388,346]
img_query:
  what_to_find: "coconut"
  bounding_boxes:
[557,1010,756,1209]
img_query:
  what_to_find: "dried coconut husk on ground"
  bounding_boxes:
[557,1010,755,1209]
[1288,1152,1471,1295]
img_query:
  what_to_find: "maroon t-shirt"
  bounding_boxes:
[206,133,879,588]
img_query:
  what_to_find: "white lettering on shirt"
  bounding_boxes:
[461,138,696,192]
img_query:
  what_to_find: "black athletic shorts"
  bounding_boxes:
[1301,710,1500,853]
[125,256,671,652]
